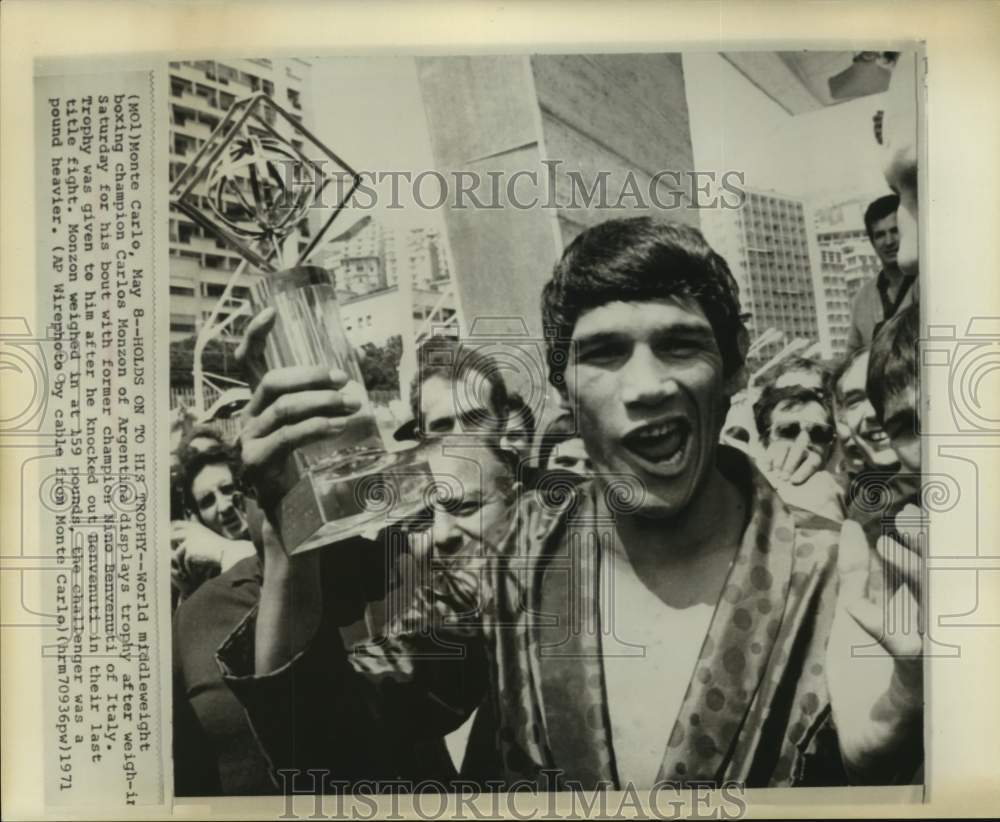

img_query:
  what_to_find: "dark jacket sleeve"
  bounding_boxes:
[217,561,489,784]
[173,623,224,796]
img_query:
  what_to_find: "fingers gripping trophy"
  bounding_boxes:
[170,93,429,554]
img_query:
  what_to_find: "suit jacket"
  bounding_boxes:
[218,448,910,789]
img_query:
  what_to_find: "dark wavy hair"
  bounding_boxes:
[541,218,748,391]
[179,444,242,519]
[864,194,900,240]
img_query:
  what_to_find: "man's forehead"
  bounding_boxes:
[427,448,506,492]
[571,296,712,339]
[837,352,869,396]
[773,399,827,419]
[421,372,489,412]
[775,370,823,391]
[872,212,898,232]
[192,462,232,491]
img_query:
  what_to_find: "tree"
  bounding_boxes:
[358,334,402,394]
[169,335,241,387]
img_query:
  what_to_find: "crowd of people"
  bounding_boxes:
[170,52,924,796]
[169,211,922,796]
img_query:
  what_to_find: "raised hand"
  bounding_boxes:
[236,307,362,509]
[826,506,924,783]
[763,438,824,486]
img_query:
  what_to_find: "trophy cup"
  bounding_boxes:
[170,92,430,554]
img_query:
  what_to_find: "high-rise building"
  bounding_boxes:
[338,284,459,348]
[701,189,825,367]
[813,197,883,356]
[317,217,459,350]
[167,58,313,342]
[319,217,452,297]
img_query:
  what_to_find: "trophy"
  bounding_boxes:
[170,92,430,554]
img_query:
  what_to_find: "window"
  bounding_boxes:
[170,314,196,334]
[170,285,195,297]
[203,283,227,298]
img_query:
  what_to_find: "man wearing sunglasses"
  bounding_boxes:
[753,384,845,522]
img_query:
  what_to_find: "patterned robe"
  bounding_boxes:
[218,449,891,788]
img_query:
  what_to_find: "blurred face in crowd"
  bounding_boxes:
[835,351,900,471]
[766,399,835,466]
[869,212,901,271]
[547,437,593,476]
[881,384,920,474]
[190,462,247,540]
[565,296,732,518]
[426,445,516,557]
[420,369,501,439]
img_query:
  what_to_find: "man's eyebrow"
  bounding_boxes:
[572,330,629,347]
[574,323,714,345]
[653,324,717,342]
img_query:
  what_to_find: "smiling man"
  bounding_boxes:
[834,348,900,475]
[846,195,918,352]
[866,302,921,475]
[219,218,923,791]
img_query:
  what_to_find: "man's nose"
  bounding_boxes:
[621,346,677,406]
[796,429,815,452]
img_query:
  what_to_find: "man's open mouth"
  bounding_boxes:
[623,419,691,474]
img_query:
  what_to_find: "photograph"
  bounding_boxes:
[164,48,926,799]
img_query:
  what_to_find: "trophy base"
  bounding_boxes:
[274,448,431,555]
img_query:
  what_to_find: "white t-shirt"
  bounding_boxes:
[600,547,716,789]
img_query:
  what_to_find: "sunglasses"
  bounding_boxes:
[771,422,834,446]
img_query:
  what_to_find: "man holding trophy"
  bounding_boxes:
[217,218,924,790]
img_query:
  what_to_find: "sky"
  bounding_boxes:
[308,56,445,235]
